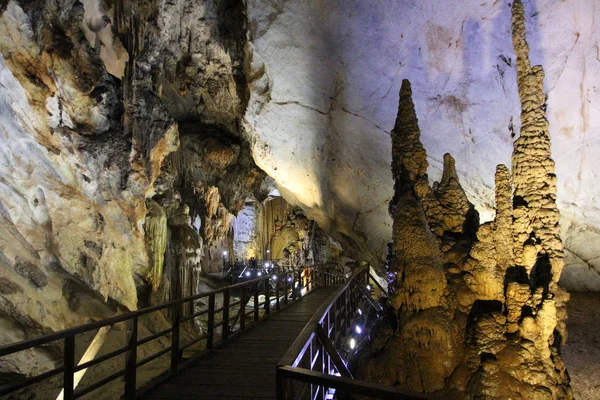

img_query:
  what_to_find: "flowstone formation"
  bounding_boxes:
[357,2,572,398]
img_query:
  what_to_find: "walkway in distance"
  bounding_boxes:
[142,286,339,400]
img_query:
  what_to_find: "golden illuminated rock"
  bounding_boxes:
[358,2,572,398]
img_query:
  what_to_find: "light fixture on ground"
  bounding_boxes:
[349,338,356,350]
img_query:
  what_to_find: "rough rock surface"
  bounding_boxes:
[357,3,572,397]
[243,0,600,290]
[0,0,267,377]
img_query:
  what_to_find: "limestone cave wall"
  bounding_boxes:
[0,0,597,389]
[0,0,266,374]
[243,0,600,291]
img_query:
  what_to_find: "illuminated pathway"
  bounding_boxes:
[142,287,339,400]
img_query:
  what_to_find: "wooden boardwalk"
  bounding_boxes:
[142,286,338,400]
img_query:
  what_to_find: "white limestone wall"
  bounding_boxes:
[244,0,600,290]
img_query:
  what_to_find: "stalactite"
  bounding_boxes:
[257,197,295,258]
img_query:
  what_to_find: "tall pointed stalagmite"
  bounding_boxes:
[357,3,572,398]
[511,0,564,280]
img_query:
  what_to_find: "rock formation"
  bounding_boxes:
[0,0,267,376]
[244,0,600,291]
[231,195,345,268]
[357,2,572,398]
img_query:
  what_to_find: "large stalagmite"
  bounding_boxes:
[358,1,572,398]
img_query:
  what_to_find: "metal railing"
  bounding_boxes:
[0,266,321,399]
[276,268,435,400]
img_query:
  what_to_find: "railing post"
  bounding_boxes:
[325,310,331,375]
[239,286,246,330]
[207,293,215,349]
[275,276,280,310]
[332,301,338,347]
[223,289,230,340]
[276,368,286,400]
[125,317,138,398]
[265,278,271,315]
[283,274,289,305]
[171,303,181,374]
[254,282,259,322]
[344,289,350,331]
[63,335,75,400]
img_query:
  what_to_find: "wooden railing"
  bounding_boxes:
[0,266,321,399]
[276,267,436,400]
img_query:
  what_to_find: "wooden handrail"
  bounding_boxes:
[278,267,366,367]
[0,265,320,399]
[0,265,315,357]
[276,267,433,400]
[278,366,438,400]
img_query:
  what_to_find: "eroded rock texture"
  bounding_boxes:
[230,194,346,268]
[0,0,267,376]
[357,2,572,398]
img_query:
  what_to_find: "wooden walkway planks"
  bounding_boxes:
[142,287,338,400]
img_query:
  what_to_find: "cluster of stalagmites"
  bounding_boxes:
[357,1,572,399]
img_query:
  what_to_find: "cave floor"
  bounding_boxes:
[563,292,600,400]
